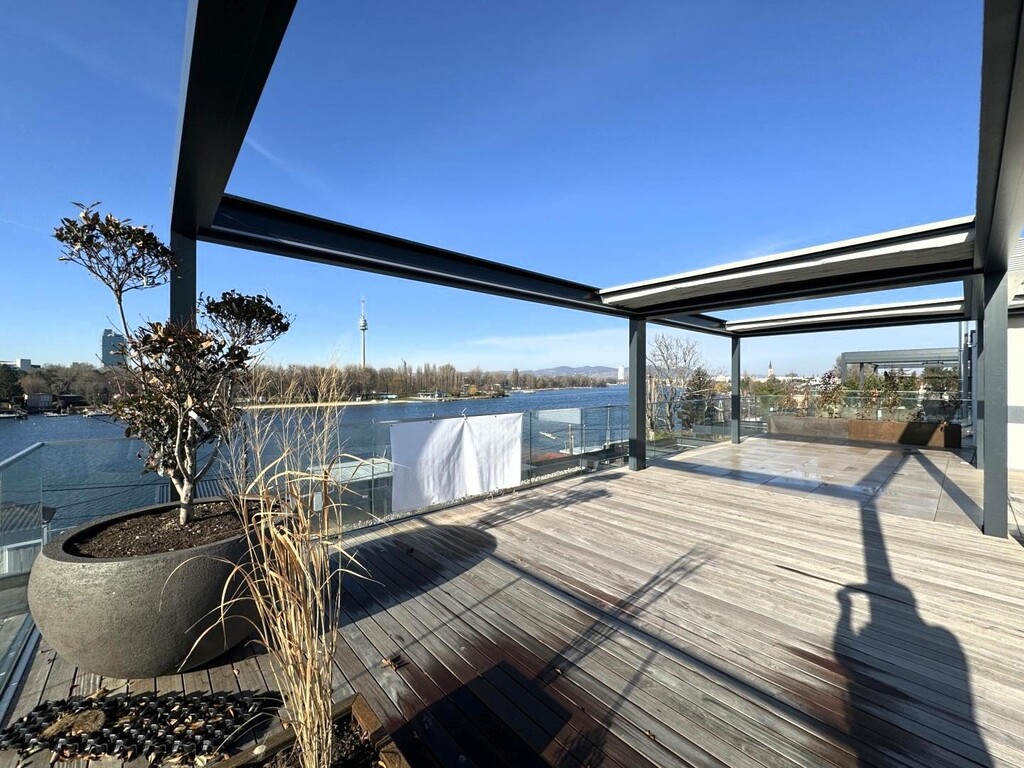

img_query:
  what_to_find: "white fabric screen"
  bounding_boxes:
[390,413,523,513]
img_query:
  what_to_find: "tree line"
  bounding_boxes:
[0,360,614,406]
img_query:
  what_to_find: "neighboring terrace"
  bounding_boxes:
[5,436,1024,766]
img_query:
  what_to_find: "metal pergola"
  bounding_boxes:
[169,0,1024,537]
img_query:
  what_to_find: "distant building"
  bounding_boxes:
[101,329,126,367]
[617,365,625,382]
[0,359,36,373]
[24,393,54,413]
[767,360,774,378]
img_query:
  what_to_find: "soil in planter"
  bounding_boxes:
[68,500,246,558]
[263,717,379,768]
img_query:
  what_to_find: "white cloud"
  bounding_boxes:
[242,137,334,197]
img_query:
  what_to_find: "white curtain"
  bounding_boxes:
[390,413,523,513]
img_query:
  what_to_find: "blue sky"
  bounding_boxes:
[0,2,981,375]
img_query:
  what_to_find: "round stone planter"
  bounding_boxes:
[28,499,253,679]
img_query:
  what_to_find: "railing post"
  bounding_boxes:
[628,317,646,471]
[731,336,741,444]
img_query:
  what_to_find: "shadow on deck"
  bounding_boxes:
[5,437,1023,767]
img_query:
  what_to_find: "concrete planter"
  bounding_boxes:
[767,414,961,449]
[216,693,409,767]
[849,420,961,448]
[27,499,252,679]
[767,414,850,440]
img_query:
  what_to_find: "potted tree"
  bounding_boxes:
[28,203,290,678]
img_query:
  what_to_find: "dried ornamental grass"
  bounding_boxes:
[200,368,373,768]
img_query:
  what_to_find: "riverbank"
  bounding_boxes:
[243,393,515,409]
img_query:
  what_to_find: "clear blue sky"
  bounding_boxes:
[0,2,981,376]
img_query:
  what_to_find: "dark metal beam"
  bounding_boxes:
[205,194,730,328]
[976,0,1024,273]
[205,195,608,312]
[652,313,732,337]
[628,318,647,471]
[170,0,296,238]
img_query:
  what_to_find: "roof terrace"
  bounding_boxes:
[6,437,1024,766]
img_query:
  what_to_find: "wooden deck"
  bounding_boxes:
[6,436,1024,767]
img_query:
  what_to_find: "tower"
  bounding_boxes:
[358,299,368,369]
[101,328,126,367]
[767,360,774,378]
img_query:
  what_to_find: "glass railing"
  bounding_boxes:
[334,405,630,529]
[0,390,974,567]
[0,406,631,557]
[646,395,765,457]
[744,390,970,424]
[0,444,46,576]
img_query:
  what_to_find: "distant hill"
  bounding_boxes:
[522,365,619,378]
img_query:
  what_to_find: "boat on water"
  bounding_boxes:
[412,391,449,401]
[44,411,70,418]
[0,411,27,420]
[82,408,114,418]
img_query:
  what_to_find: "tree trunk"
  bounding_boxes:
[177,479,195,526]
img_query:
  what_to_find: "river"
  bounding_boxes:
[0,386,629,464]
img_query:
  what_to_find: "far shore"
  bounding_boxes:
[239,386,618,410]
[243,394,505,410]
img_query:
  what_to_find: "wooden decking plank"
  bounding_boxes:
[353,523,690,768]
[364,527,742,768]
[533,479,1024,670]
[561,493,1024,733]
[478,509,1012,767]
[180,668,211,696]
[508,494,1024,704]
[342,565,545,768]
[407,512,991,768]
[5,644,55,725]
[602,466,1022,589]
[414,524,862,768]
[348,538,640,768]
[38,652,76,703]
[349,557,608,762]
[363,543,689,768]
[652,460,1002,566]
[455,539,978,768]
[403,528,884,768]
[335,595,478,768]
[354,537,652,768]
[153,672,184,697]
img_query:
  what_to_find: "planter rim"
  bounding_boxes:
[42,496,244,565]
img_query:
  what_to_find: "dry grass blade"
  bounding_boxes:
[210,365,369,768]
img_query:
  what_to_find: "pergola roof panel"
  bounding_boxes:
[599,216,976,315]
[721,297,966,337]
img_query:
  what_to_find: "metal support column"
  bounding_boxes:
[628,317,646,471]
[980,269,1009,537]
[731,336,741,444]
[975,278,986,470]
[169,231,197,326]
